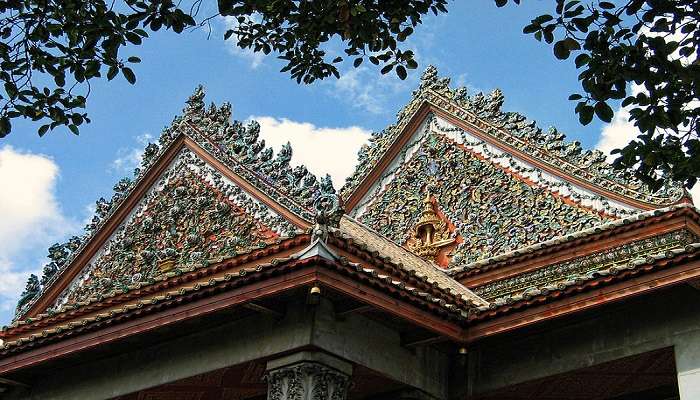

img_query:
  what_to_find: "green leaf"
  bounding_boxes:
[553,41,571,60]
[122,67,136,84]
[125,32,142,45]
[38,124,50,137]
[523,24,539,34]
[563,37,581,51]
[574,53,590,68]
[594,102,614,122]
[107,66,119,80]
[396,65,407,80]
[0,116,10,137]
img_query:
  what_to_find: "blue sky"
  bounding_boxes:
[0,1,637,325]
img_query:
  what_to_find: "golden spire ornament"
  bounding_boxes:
[407,193,454,261]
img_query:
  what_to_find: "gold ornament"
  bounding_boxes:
[407,194,454,260]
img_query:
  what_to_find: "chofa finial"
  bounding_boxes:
[311,175,343,242]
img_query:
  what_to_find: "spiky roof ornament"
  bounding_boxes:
[341,65,685,207]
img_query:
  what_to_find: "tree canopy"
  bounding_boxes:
[0,0,698,190]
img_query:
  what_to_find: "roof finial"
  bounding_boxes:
[311,175,343,242]
[183,85,206,116]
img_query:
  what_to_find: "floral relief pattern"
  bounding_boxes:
[51,150,296,310]
[342,66,684,207]
[358,130,610,266]
[475,229,698,303]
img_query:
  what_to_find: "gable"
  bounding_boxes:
[15,88,340,320]
[343,66,687,268]
[342,66,685,213]
[351,115,612,266]
[49,147,300,312]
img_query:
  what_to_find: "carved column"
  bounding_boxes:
[266,352,352,400]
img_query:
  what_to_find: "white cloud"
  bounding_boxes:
[596,107,636,163]
[329,66,418,115]
[252,116,371,188]
[221,16,265,69]
[0,146,77,315]
[111,132,154,174]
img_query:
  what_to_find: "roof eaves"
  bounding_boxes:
[470,242,700,318]
[331,216,488,308]
[447,203,700,277]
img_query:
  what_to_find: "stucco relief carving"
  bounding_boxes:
[266,362,350,400]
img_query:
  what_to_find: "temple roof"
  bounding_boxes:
[341,66,685,209]
[13,88,341,320]
[340,66,688,269]
[5,70,700,360]
[333,216,486,307]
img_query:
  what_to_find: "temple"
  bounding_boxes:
[1,67,699,400]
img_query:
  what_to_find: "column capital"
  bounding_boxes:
[266,352,352,400]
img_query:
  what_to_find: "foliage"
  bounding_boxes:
[2,0,698,190]
[0,0,446,138]
[0,0,197,138]
[515,0,700,190]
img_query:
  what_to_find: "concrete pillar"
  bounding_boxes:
[265,351,352,400]
[675,330,700,400]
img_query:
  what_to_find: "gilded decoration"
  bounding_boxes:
[49,149,298,311]
[475,229,698,302]
[357,129,610,266]
[341,66,684,208]
[406,194,454,261]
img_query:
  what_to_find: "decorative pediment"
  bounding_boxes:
[49,149,300,311]
[341,66,688,268]
[341,66,685,210]
[15,88,342,320]
[351,116,614,267]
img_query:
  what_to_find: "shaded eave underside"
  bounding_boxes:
[21,132,314,320]
[343,97,682,214]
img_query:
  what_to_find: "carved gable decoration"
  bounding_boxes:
[343,66,687,268]
[49,149,299,312]
[15,87,343,320]
[341,66,685,209]
[352,121,612,267]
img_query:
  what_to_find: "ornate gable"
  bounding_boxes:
[343,67,686,268]
[352,118,610,267]
[342,66,685,210]
[49,148,298,311]
[15,88,339,320]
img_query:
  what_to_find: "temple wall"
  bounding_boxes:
[467,284,700,397]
